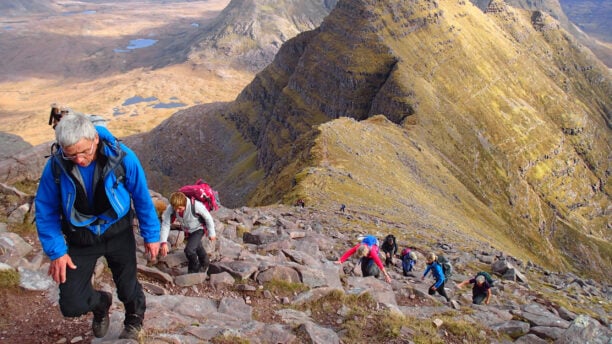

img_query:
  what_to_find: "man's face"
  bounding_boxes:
[62,137,99,167]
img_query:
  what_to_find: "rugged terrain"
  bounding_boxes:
[0,189,610,343]
[123,0,611,283]
[0,0,611,342]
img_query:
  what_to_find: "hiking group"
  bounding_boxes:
[34,109,492,342]
[336,233,494,306]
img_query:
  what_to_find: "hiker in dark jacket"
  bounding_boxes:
[380,234,398,267]
[335,235,391,283]
[422,252,450,302]
[457,274,491,305]
[35,114,160,341]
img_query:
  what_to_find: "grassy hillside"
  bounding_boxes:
[237,0,611,279]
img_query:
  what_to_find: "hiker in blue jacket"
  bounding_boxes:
[35,114,160,341]
[421,252,451,302]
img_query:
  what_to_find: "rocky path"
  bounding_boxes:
[2,203,611,343]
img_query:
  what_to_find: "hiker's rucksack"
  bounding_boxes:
[476,271,495,286]
[178,179,220,212]
[401,248,417,260]
[437,255,453,278]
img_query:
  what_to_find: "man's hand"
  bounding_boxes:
[145,242,160,261]
[209,236,216,241]
[48,254,77,284]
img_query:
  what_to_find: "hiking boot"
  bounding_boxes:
[92,291,112,338]
[119,314,143,341]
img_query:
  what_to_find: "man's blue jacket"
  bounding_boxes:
[35,126,160,260]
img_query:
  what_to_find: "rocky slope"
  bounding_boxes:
[1,189,610,343]
[474,0,612,66]
[186,0,338,71]
[126,0,611,281]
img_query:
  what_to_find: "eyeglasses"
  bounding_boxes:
[61,141,95,160]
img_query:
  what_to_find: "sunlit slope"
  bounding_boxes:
[288,116,539,262]
[226,0,610,277]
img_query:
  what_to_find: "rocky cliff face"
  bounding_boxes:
[128,0,611,280]
[186,0,338,71]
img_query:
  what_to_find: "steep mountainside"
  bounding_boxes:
[186,0,337,71]
[128,0,611,280]
[471,0,612,66]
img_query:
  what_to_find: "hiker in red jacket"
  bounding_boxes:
[335,235,391,283]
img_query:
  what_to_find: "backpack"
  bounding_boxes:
[401,247,411,257]
[178,179,220,212]
[476,271,495,286]
[437,255,453,278]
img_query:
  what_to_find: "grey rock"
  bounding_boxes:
[256,265,301,284]
[18,267,55,291]
[0,231,33,266]
[7,203,30,224]
[218,297,252,321]
[137,264,174,284]
[554,315,612,344]
[300,321,340,344]
[209,260,259,280]
[175,272,207,287]
[530,325,566,340]
[491,320,530,339]
[514,334,549,343]
[209,271,235,289]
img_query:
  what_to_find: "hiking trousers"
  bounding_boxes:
[184,228,209,273]
[360,257,380,278]
[402,257,415,275]
[472,292,486,305]
[428,281,450,302]
[59,223,146,320]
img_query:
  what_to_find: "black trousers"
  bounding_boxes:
[473,292,486,304]
[59,224,145,320]
[360,257,380,278]
[184,229,209,273]
[428,280,450,302]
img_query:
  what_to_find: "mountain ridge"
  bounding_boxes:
[126,0,611,281]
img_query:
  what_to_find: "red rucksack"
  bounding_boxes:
[178,179,220,212]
